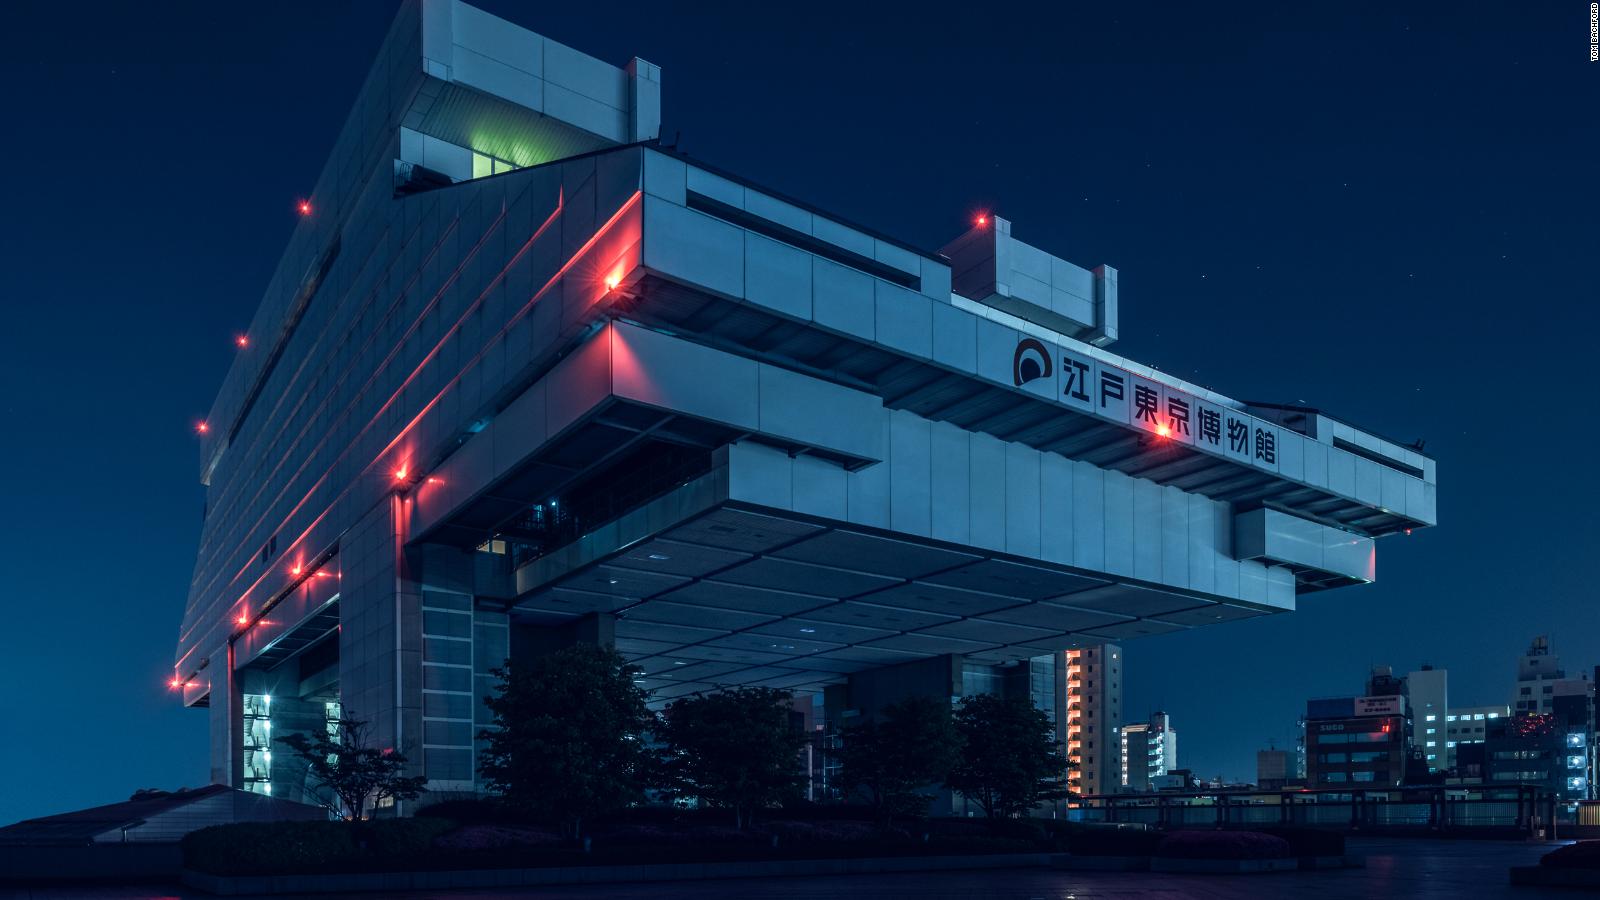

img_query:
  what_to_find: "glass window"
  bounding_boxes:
[1353,771,1377,782]
[1446,715,1458,722]
[1425,714,1437,722]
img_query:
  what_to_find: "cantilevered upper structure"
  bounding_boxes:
[176,0,1436,805]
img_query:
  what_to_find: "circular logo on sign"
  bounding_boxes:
[1013,338,1053,386]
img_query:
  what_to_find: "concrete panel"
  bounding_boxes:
[1039,452,1075,565]
[812,258,875,339]
[875,281,933,357]
[642,197,744,299]
[792,455,848,521]
[757,364,884,462]
[745,233,812,320]
[929,421,971,545]
[612,323,759,429]
[968,433,1007,553]
[1004,442,1042,558]
[888,411,933,537]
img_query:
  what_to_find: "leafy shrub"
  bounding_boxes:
[1064,826,1164,857]
[182,818,453,876]
[417,797,522,825]
[433,824,563,851]
[764,820,885,843]
[984,818,1047,842]
[1155,830,1291,860]
[183,821,357,876]
[1252,826,1345,857]
[1541,841,1600,869]
[361,817,455,856]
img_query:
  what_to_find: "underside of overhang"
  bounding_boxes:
[503,492,1276,701]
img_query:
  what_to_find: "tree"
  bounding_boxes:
[834,696,960,828]
[658,687,806,829]
[945,693,1067,820]
[278,716,428,821]
[478,645,656,839]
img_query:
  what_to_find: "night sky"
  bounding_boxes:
[2,1,1595,823]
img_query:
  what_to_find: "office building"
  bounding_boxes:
[1304,666,1413,789]
[1444,704,1508,772]
[172,0,1439,807]
[1061,644,1121,798]
[1408,666,1448,772]
[1257,747,1294,789]
[1121,712,1178,792]
[1514,636,1566,715]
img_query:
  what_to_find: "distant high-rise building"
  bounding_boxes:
[1257,747,1293,789]
[1444,704,1509,772]
[1514,636,1566,715]
[1121,711,1177,792]
[1061,644,1122,799]
[1407,666,1448,772]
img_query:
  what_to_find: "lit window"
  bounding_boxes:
[1474,714,1485,720]
[1426,741,1436,747]
[1487,712,1499,719]
[1447,715,1458,722]
[1425,714,1437,722]
[1426,728,1436,735]
[1447,741,1456,748]
[473,152,493,179]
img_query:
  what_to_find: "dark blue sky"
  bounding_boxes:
[1,1,1595,821]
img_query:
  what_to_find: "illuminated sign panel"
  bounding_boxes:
[1010,336,1288,475]
[1354,695,1404,717]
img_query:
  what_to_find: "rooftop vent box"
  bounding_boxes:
[940,216,1118,347]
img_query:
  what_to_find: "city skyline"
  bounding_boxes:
[2,0,1596,823]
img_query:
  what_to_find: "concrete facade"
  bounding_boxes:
[174,0,1438,807]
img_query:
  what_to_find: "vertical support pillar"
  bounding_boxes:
[339,496,424,815]
[208,642,243,788]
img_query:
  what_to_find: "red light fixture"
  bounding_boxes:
[975,213,989,228]
[237,613,249,626]
[291,564,302,576]
[603,274,621,292]
[235,334,249,348]
[297,199,312,216]
[169,677,182,689]
[394,464,409,483]
[1156,422,1172,438]
[196,421,209,435]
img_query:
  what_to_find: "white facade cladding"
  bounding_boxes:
[175,0,1437,802]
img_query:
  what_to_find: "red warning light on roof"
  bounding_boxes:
[1156,423,1172,438]
[297,199,313,216]
[975,213,989,228]
[196,421,209,435]
[235,334,249,348]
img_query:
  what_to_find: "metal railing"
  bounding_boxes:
[1073,784,1551,836]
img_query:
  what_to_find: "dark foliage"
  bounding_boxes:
[1062,826,1165,857]
[1154,830,1292,860]
[478,645,656,838]
[182,818,454,876]
[658,686,808,829]
[834,696,960,828]
[945,693,1067,819]
[1541,840,1600,869]
[276,716,428,821]
[1252,826,1345,857]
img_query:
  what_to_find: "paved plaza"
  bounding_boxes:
[1,838,1581,900]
